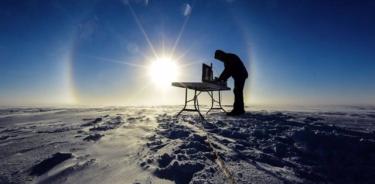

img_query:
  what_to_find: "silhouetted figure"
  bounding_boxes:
[215,50,248,116]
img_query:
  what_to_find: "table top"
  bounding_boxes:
[172,82,231,91]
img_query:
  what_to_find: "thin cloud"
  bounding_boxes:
[126,42,140,54]
[183,3,192,17]
[78,16,99,41]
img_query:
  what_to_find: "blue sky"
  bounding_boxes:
[0,0,374,106]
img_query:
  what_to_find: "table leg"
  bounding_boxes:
[218,90,226,112]
[176,88,188,117]
[193,90,197,109]
[176,88,204,119]
[193,90,204,119]
[206,90,226,114]
[206,91,214,114]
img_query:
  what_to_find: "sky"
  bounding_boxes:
[0,0,375,107]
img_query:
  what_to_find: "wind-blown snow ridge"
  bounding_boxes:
[191,117,236,184]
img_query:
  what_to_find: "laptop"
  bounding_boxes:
[202,63,213,82]
[202,63,227,86]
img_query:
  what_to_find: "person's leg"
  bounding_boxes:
[234,79,246,112]
[232,78,245,113]
[232,90,238,112]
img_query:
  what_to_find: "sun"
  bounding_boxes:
[148,57,179,88]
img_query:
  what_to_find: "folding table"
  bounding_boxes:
[172,82,231,118]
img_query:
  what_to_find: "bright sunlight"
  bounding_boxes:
[148,57,179,88]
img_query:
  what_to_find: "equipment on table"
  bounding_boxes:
[202,63,227,86]
[172,63,230,118]
[202,63,213,82]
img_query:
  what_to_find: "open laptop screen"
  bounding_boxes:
[202,63,213,82]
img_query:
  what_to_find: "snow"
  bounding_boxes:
[0,106,375,184]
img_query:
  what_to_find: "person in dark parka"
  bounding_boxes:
[215,50,248,116]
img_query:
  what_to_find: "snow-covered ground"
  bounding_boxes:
[0,106,374,184]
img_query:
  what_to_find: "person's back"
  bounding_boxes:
[221,53,248,80]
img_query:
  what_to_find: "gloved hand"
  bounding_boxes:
[213,77,226,86]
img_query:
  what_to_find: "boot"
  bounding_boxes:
[226,109,245,116]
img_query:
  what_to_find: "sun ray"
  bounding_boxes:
[174,44,195,64]
[126,2,159,59]
[172,41,205,69]
[83,54,147,68]
[171,9,192,58]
